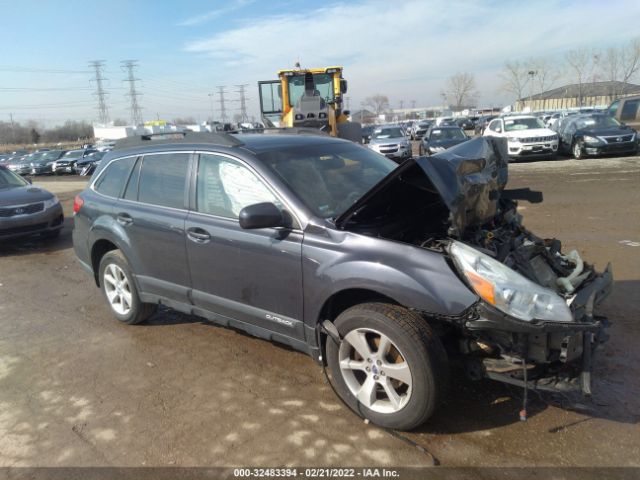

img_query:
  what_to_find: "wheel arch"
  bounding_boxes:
[90,238,120,286]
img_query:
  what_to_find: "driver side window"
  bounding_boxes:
[196,154,279,219]
[489,120,502,133]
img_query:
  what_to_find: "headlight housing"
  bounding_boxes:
[582,135,601,144]
[448,241,573,323]
[43,196,60,209]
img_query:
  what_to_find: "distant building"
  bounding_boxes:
[516,81,640,112]
[349,109,377,124]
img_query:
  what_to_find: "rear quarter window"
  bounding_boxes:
[620,99,639,121]
[94,157,136,198]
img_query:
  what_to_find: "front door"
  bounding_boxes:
[185,152,305,341]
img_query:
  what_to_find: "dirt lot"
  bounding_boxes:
[0,155,639,468]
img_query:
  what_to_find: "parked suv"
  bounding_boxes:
[73,132,612,430]
[607,94,640,131]
[484,115,559,159]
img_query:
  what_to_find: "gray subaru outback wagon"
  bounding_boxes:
[72,131,612,430]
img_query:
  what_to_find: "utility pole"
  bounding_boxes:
[528,70,537,112]
[217,86,228,124]
[399,100,404,110]
[345,96,351,110]
[122,60,143,125]
[235,84,249,123]
[89,60,110,124]
[411,100,416,109]
[207,93,216,123]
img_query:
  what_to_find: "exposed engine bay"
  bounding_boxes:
[336,136,613,398]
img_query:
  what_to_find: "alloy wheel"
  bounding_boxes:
[103,263,132,315]
[338,328,412,414]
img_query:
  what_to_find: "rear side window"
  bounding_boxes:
[620,100,639,121]
[94,157,136,198]
[138,153,190,209]
[608,100,619,117]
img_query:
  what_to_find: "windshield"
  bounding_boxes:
[63,150,84,159]
[504,117,545,131]
[0,167,28,188]
[430,128,466,140]
[575,115,621,129]
[258,143,397,219]
[287,73,334,106]
[37,150,64,162]
[372,127,404,139]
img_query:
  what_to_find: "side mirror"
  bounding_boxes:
[26,177,32,184]
[340,79,348,94]
[239,202,284,229]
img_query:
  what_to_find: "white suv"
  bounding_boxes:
[483,115,559,159]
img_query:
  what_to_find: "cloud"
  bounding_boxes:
[178,0,254,27]
[183,0,640,107]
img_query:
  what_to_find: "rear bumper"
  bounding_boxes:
[0,203,64,240]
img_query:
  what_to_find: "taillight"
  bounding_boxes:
[73,195,84,214]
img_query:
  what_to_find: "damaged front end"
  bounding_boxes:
[336,136,613,397]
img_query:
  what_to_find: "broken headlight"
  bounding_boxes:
[449,241,573,323]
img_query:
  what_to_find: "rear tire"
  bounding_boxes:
[98,250,156,325]
[325,303,448,430]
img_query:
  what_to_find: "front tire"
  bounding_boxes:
[572,141,583,159]
[325,303,448,430]
[98,250,156,325]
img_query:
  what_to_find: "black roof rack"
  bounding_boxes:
[113,131,244,150]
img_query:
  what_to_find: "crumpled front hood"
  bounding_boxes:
[0,185,54,207]
[336,136,509,237]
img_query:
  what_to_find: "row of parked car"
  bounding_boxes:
[364,109,638,163]
[0,142,114,177]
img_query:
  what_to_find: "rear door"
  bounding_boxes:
[184,152,305,340]
[115,151,192,303]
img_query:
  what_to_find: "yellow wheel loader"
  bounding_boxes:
[258,65,362,142]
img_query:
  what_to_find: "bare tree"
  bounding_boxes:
[500,60,530,105]
[530,57,561,95]
[364,94,390,116]
[442,72,479,109]
[565,48,596,107]
[597,38,640,101]
[620,37,640,84]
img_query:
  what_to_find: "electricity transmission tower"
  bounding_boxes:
[235,84,249,123]
[122,60,143,125]
[89,60,110,124]
[217,86,228,123]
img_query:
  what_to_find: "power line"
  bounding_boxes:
[122,60,143,125]
[235,84,249,123]
[216,86,228,123]
[89,60,110,124]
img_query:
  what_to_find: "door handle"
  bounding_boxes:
[186,227,211,243]
[117,213,133,226]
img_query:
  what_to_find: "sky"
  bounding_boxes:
[0,0,639,126]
